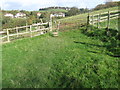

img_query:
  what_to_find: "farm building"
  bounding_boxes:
[15,13,26,18]
[4,13,14,18]
[51,13,65,17]
[37,13,42,16]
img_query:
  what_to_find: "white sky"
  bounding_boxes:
[1,0,120,11]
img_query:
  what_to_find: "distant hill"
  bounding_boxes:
[39,6,71,11]
[94,1,119,10]
[39,9,68,13]
[39,6,70,13]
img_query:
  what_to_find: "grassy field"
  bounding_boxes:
[2,26,118,88]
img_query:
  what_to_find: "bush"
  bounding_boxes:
[82,26,120,57]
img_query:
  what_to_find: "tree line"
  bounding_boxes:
[65,1,119,16]
[93,1,119,10]
[39,7,70,11]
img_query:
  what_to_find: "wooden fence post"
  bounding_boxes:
[30,25,32,37]
[97,14,100,28]
[37,24,39,30]
[26,23,28,32]
[7,29,10,42]
[92,15,94,25]
[50,14,52,32]
[87,13,90,25]
[16,27,19,37]
[99,13,101,28]
[107,11,110,29]
[86,13,90,31]
[57,21,60,31]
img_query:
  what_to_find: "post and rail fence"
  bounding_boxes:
[0,22,51,43]
[87,10,120,29]
[0,14,62,44]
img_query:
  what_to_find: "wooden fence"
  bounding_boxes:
[0,22,50,43]
[88,10,120,29]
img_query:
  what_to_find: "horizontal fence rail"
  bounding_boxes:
[0,22,50,43]
[88,10,120,29]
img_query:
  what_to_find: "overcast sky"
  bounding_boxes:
[0,0,120,11]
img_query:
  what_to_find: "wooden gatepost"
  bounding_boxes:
[52,21,60,37]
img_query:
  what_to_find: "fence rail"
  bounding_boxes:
[0,22,50,43]
[88,10,120,29]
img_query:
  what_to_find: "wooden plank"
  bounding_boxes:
[93,14,99,17]
[32,22,48,26]
[20,25,30,28]
[0,31,6,34]
[110,10,120,13]
[90,18,108,23]
[100,10,119,15]
[0,36,7,39]
[31,28,49,33]
[110,13,119,17]
[100,16,108,20]
[92,18,98,21]
[99,19,108,22]
[2,22,48,31]
[9,32,29,37]
[100,11,109,15]
[110,16,119,19]
[33,34,41,37]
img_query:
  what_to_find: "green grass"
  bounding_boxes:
[2,27,118,88]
